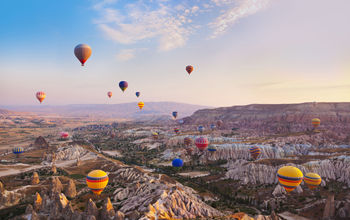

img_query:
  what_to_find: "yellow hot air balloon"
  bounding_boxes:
[138,101,144,110]
[277,166,303,192]
[311,118,321,128]
[86,170,108,195]
[304,173,322,189]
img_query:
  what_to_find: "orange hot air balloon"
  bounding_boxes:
[74,44,92,66]
[186,65,193,75]
[36,91,46,103]
[138,102,144,110]
[107,91,112,98]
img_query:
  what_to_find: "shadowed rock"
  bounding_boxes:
[65,179,77,199]
[323,194,335,219]
[114,211,125,220]
[100,197,116,219]
[85,199,98,218]
[50,177,63,193]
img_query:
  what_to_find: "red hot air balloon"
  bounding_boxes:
[195,137,209,151]
[60,132,69,139]
[186,65,193,75]
[107,91,112,98]
[36,91,46,104]
[74,44,92,66]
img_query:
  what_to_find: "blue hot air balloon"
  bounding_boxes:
[172,158,183,167]
[136,92,140,97]
[198,125,204,134]
[210,124,216,130]
[119,81,128,92]
[13,147,24,155]
[172,111,178,119]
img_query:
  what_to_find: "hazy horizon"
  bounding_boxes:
[1,0,350,106]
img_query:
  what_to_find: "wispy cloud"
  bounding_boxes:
[93,0,271,58]
[209,0,271,38]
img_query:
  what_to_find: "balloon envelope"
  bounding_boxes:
[107,91,112,98]
[210,124,216,130]
[138,102,144,110]
[184,137,192,146]
[311,118,321,128]
[60,132,69,139]
[208,145,217,152]
[74,44,92,66]
[304,173,322,189]
[277,166,303,192]
[172,158,183,167]
[249,146,261,160]
[186,65,193,74]
[198,125,204,133]
[86,170,109,195]
[152,132,159,140]
[136,92,140,97]
[36,91,46,103]
[172,111,178,119]
[119,81,128,92]
[195,137,209,151]
[174,128,180,134]
[13,147,24,154]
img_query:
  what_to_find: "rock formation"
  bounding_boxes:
[64,179,77,199]
[33,192,42,211]
[100,198,116,219]
[323,194,335,219]
[50,176,63,193]
[33,136,49,149]
[31,172,40,185]
[0,180,4,194]
[51,164,57,174]
[85,198,99,218]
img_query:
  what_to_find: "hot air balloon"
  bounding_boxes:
[195,137,209,151]
[136,92,140,97]
[119,81,128,92]
[186,65,193,75]
[152,132,159,140]
[13,147,24,155]
[86,170,109,195]
[249,146,261,160]
[304,173,322,190]
[36,91,46,104]
[172,158,183,167]
[311,118,321,128]
[74,44,92,66]
[138,101,144,110]
[107,91,112,98]
[178,119,184,124]
[198,125,204,134]
[172,111,178,119]
[185,147,194,154]
[277,166,303,192]
[216,120,223,127]
[210,124,216,131]
[60,132,69,139]
[184,137,192,147]
[208,145,217,152]
[174,128,180,134]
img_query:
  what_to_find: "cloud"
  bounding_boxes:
[209,0,271,38]
[116,49,136,61]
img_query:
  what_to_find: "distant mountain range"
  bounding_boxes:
[1,102,211,119]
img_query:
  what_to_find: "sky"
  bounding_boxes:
[0,0,350,107]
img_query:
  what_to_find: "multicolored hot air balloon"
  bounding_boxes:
[277,166,303,192]
[174,128,180,134]
[13,147,24,155]
[107,91,112,98]
[186,65,193,75]
[74,44,92,66]
[249,146,261,160]
[172,158,183,167]
[86,170,109,195]
[304,173,322,190]
[195,137,209,151]
[185,147,194,155]
[184,137,192,147]
[119,81,128,92]
[178,119,184,124]
[311,118,321,128]
[216,120,223,127]
[210,124,216,131]
[136,92,140,98]
[152,132,159,140]
[172,111,178,119]
[208,145,217,152]
[198,125,204,134]
[138,102,144,110]
[36,91,46,104]
[60,132,69,139]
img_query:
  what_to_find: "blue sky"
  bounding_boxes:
[1,0,350,106]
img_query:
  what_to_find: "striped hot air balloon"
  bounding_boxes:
[74,44,92,66]
[249,146,261,160]
[195,137,209,151]
[186,65,193,75]
[184,137,192,147]
[152,132,159,140]
[107,91,112,98]
[172,158,183,167]
[86,170,109,195]
[138,102,144,110]
[13,147,24,155]
[174,128,180,134]
[277,166,303,192]
[185,147,194,155]
[304,173,322,190]
[208,145,217,152]
[36,91,46,103]
[311,118,321,128]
